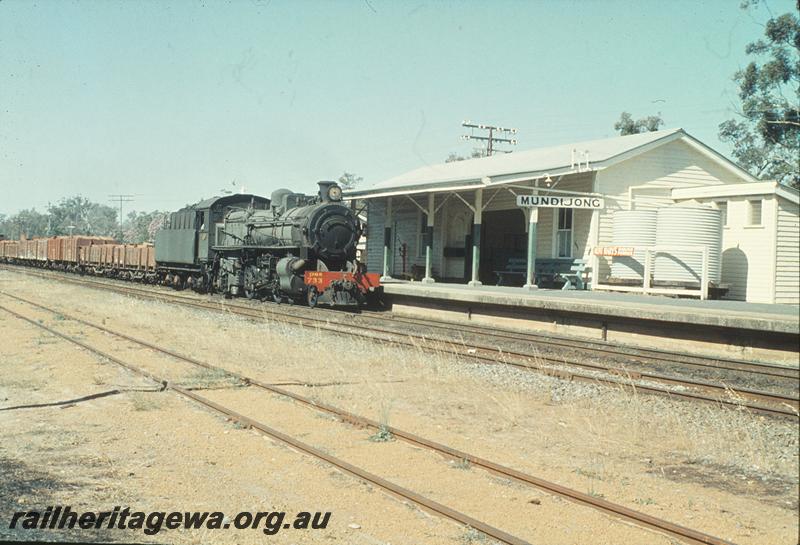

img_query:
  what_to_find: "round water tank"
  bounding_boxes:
[610,210,657,280]
[653,206,722,285]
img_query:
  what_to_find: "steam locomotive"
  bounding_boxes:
[0,181,380,308]
[156,181,379,306]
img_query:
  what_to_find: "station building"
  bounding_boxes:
[347,129,799,305]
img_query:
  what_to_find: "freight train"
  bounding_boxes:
[0,181,380,307]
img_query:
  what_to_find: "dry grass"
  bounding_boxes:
[128,392,162,412]
[13,279,800,483]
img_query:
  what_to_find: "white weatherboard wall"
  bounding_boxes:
[716,196,776,303]
[672,193,800,304]
[775,198,799,305]
[593,139,750,279]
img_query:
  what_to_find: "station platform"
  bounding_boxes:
[381,281,800,364]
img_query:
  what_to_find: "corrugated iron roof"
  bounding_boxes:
[347,128,687,197]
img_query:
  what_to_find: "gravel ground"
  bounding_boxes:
[0,268,798,545]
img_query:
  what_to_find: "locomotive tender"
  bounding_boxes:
[0,181,380,308]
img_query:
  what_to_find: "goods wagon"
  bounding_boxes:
[21,239,32,260]
[36,239,48,262]
[47,237,65,262]
[64,236,111,263]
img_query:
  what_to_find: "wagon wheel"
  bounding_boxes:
[306,287,319,308]
[243,266,258,300]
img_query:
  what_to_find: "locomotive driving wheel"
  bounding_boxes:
[306,286,319,308]
[243,265,259,300]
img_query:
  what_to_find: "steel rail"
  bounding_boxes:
[4,263,796,380]
[0,303,532,545]
[0,296,740,545]
[130,295,798,416]
[2,266,797,416]
[5,263,795,381]
[359,310,800,380]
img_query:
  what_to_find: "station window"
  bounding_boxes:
[747,199,763,226]
[557,208,573,258]
[416,210,426,258]
[716,202,727,227]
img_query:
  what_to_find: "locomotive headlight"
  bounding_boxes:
[327,185,343,201]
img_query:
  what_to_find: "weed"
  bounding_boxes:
[587,489,606,499]
[188,367,234,389]
[228,419,250,430]
[368,426,394,443]
[452,457,471,470]
[573,467,603,480]
[461,527,487,544]
[130,393,161,411]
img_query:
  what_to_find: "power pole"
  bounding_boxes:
[108,194,135,231]
[461,120,518,156]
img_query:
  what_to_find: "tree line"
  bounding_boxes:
[0,196,169,244]
[0,173,365,243]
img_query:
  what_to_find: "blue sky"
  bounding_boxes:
[0,0,793,215]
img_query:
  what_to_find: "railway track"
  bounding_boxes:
[0,295,742,545]
[2,264,798,417]
[360,309,799,380]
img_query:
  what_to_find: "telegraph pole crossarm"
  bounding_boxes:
[108,194,135,233]
[461,120,518,156]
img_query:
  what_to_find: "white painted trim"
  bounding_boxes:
[672,181,781,200]
[452,191,476,213]
[776,184,800,204]
[552,208,575,259]
[771,196,778,304]
[590,172,600,289]
[593,131,685,170]
[405,195,428,215]
[347,182,486,200]
[434,193,453,214]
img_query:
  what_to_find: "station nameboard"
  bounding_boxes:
[516,195,605,209]
[593,246,635,257]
